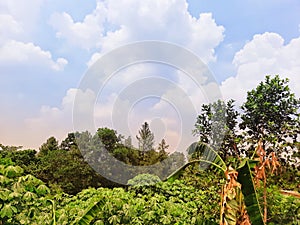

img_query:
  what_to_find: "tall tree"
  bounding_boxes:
[158,139,169,152]
[240,75,300,159]
[193,99,240,159]
[136,122,155,152]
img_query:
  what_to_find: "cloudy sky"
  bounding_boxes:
[1,0,300,151]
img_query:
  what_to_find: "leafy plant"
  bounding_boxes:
[167,142,264,225]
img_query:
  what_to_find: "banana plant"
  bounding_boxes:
[166,142,264,225]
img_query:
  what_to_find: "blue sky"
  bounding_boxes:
[0,0,299,150]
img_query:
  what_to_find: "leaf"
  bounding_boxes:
[108,215,120,225]
[237,160,264,225]
[0,204,17,218]
[71,198,106,225]
[94,220,104,225]
[0,188,11,201]
[0,175,11,185]
[22,191,37,201]
[4,165,23,178]
[166,142,226,182]
[36,184,50,195]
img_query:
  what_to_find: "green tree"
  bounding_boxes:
[97,127,118,152]
[158,139,169,152]
[38,137,59,156]
[136,122,155,152]
[240,75,300,159]
[60,133,77,151]
[193,99,240,159]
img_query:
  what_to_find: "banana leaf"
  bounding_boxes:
[166,142,226,182]
[237,160,264,225]
[72,198,105,225]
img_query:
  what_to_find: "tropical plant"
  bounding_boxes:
[0,156,52,224]
[167,142,264,225]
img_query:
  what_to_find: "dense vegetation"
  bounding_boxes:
[0,75,299,224]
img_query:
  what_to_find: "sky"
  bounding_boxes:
[0,0,300,151]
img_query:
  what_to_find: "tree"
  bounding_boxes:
[60,133,77,151]
[193,99,240,159]
[38,137,59,156]
[124,136,133,148]
[240,75,300,159]
[136,122,155,152]
[158,139,169,153]
[97,127,119,152]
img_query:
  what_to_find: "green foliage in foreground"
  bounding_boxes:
[56,181,220,225]
[0,156,299,224]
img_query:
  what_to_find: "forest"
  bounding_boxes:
[0,75,299,224]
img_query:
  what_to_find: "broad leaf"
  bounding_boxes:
[237,160,264,225]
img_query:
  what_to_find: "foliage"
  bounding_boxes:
[39,137,59,157]
[240,75,300,159]
[237,160,264,225]
[96,128,118,152]
[0,156,52,224]
[34,144,105,195]
[1,74,299,224]
[56,180,220,224]
[259,185,300,224]
[168,142,264,225]
[136,122,155,152]
[193,99,240,160]
[158,138,169,152]
[127,173,161,186]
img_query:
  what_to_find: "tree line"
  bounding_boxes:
[0,75,299,195]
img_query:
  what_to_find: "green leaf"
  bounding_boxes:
[71,198,106,225]
[0,175,11,185]
[0,188,11,201]
[22,191,37,201]
[166,142,226,182]
[4,165,23,178]
[108,215,120,225]
[0,204,17,218]
[36,184,50,195]
[237,160,264,225]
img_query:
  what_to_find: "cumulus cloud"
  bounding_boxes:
[50,0,224,63]
[0,40,68,71]
[0,0,68,72]
[7,0,226,150]
[49,1,107,50]
[0,0,44,42]
[0,14,23,44]
[221,32,300,105]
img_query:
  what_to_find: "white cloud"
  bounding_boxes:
[221,32,300,105]
[50,0,224,63]
[0,14,23,44]
[49,1,107,50]
[3,0,226,150]
[0,40,68,71]
[0,0,68,72]
[0,0,44,42]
